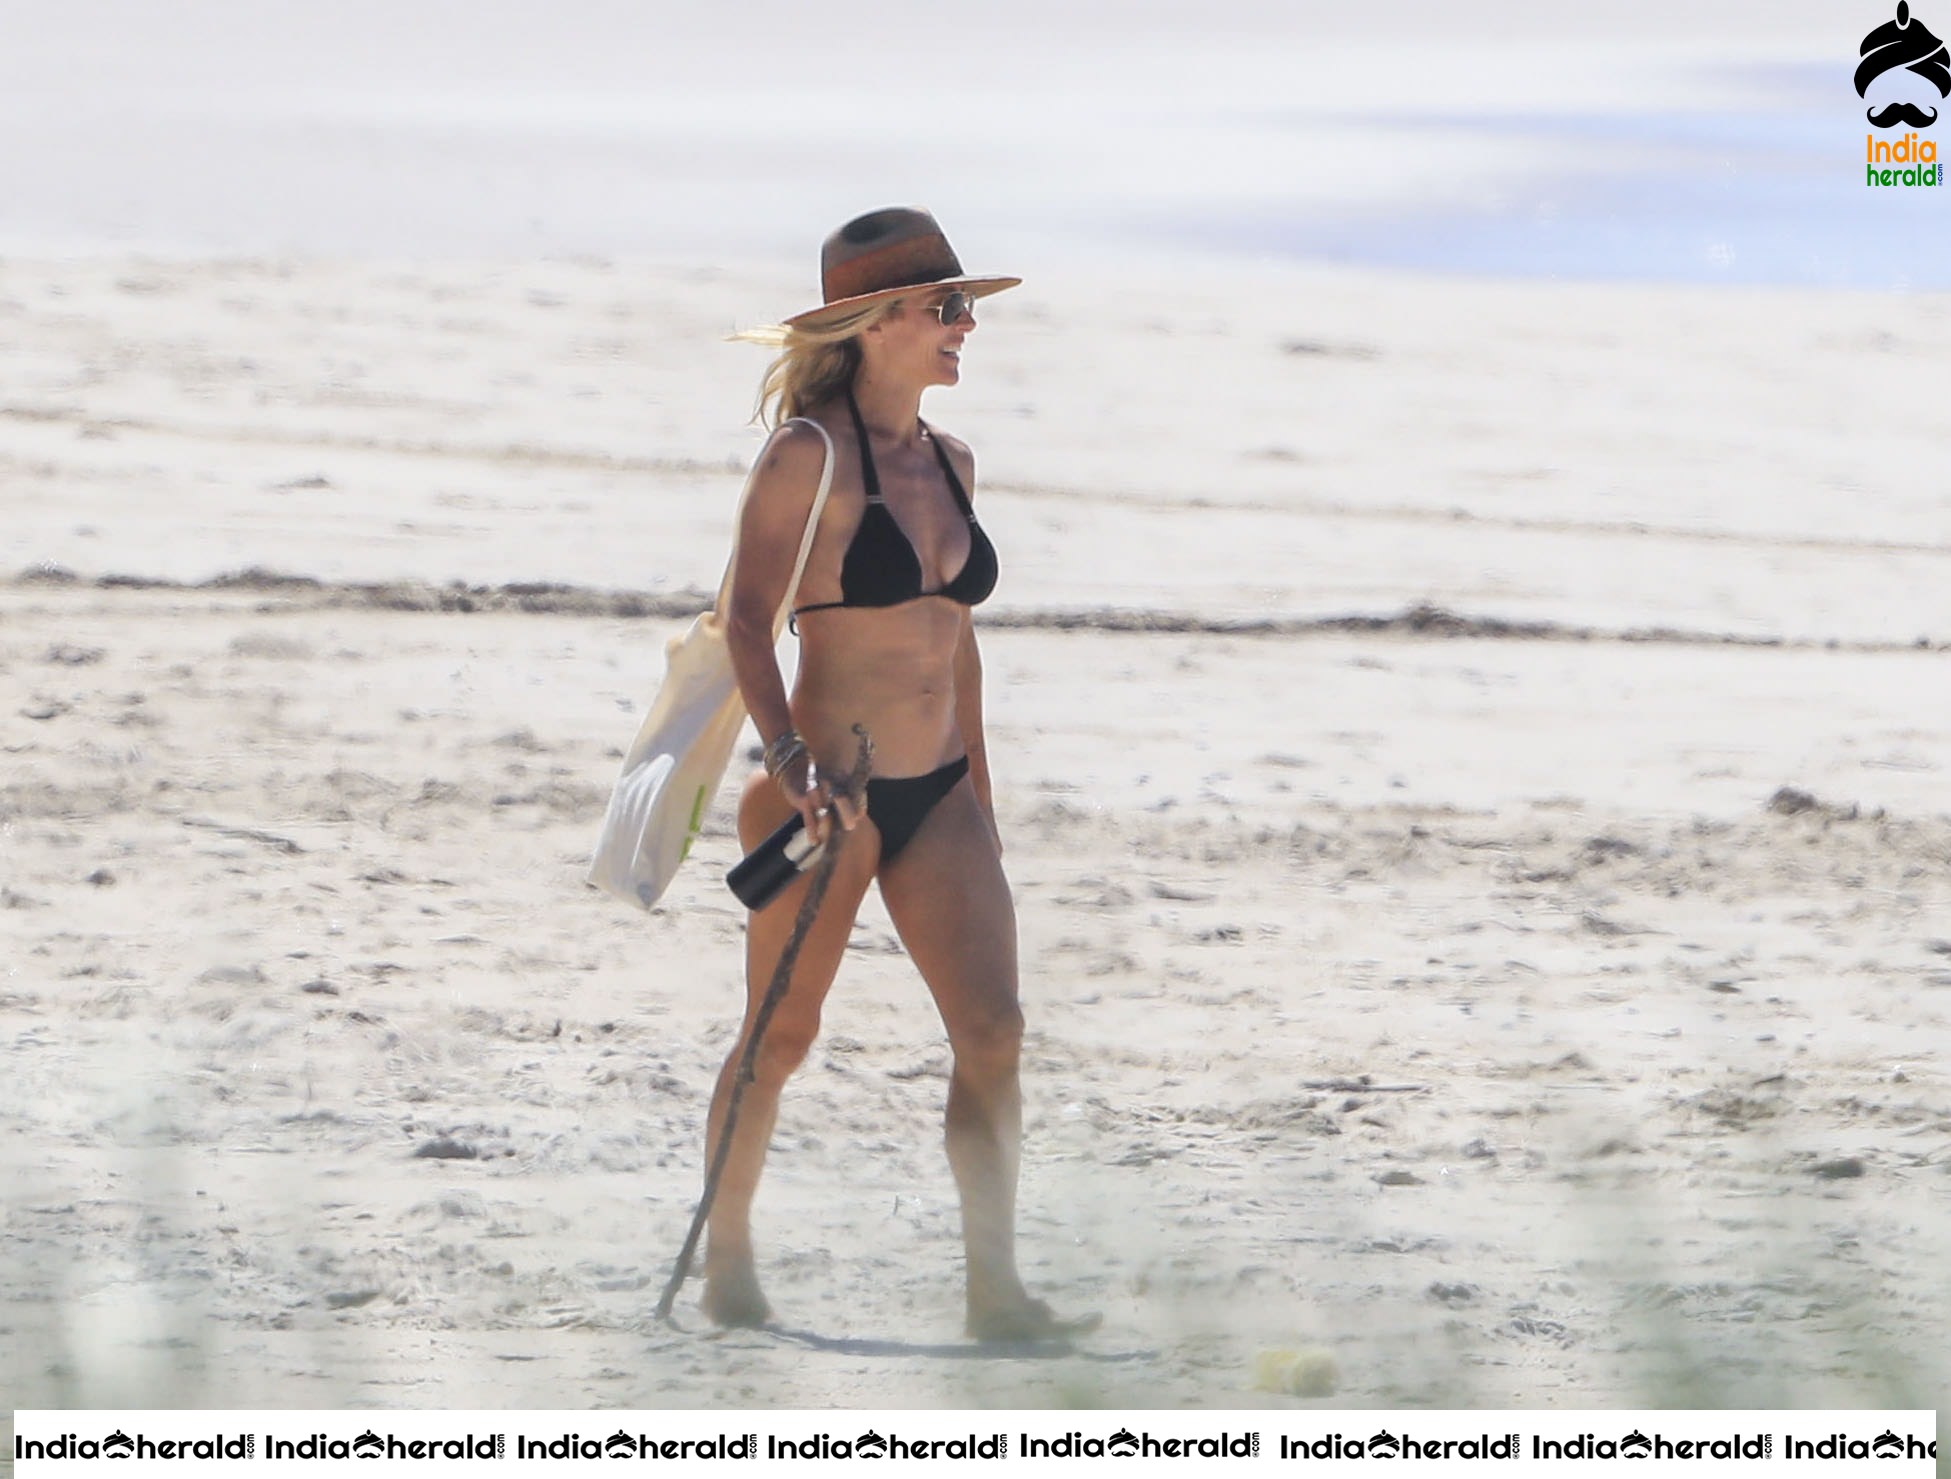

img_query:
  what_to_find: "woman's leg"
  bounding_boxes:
[877,779,1089,1339]
[701,768,880,1326]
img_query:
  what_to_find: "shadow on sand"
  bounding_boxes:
[725,1322,1148,1368]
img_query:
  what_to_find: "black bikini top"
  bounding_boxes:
[791,389,998,623]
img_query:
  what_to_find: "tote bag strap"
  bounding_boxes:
[713,416,836,638]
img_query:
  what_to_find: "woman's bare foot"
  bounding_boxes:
[967,1295,1101,1344]
[701,1260,772,1328]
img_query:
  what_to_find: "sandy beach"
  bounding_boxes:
[3,0,1947,1423]
[3,246,1948,1413]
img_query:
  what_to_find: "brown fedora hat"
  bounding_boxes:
[783,206,1021,327]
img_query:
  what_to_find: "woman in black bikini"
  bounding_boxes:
[704,208,1087,1341]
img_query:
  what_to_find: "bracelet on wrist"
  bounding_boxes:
[763,730,808,780]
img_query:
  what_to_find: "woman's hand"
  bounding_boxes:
[774,752,862,847]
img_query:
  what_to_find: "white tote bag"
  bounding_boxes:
[586,418,835,910]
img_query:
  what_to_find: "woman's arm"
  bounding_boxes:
[723,422,822,739]
[722,420,855,838]
[953,607,1001,855]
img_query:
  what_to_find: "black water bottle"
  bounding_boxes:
[726,811,828,911]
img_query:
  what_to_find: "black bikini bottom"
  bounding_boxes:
[867,756,969,864]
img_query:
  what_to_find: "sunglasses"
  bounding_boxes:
[926,290,977,326]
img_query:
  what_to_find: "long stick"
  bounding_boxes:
[655,726,873,1322]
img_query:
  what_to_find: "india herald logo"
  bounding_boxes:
[1858,2,1950,127]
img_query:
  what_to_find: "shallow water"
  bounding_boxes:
[1148,65,1949,289]
[5,5,1926,289]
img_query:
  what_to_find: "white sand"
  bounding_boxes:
[3,250,1947,1411]
[0,1,1942,1420]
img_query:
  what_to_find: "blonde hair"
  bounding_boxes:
[731,298,903,428]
